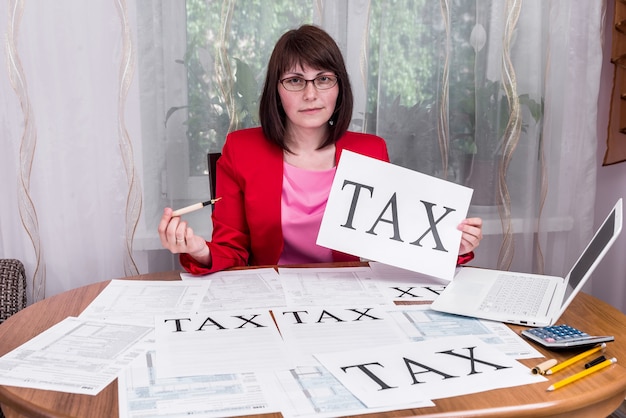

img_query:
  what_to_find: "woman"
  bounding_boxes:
[158,25,483,275]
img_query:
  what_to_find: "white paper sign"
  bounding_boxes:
[154,309,291,378]
[318,150,473,280]
[315,336,544,408]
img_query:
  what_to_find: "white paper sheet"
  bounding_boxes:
[272,305,411,366]
[278,266,388,306]
[79,279,212,326]
[154,309,291,378]
[274,363,434,417]
[317,150,472,280]
[119,350,282,418]
[363,262,452,303]
[0,317,152,395]
[182,268,287,309]
[383,304,543,359]
[315,336,545,408]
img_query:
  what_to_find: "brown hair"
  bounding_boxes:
[259,25,353,150]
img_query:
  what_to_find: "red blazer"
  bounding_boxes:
[181,127,473,274]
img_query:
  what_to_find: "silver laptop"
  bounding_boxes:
[431,198,623,327]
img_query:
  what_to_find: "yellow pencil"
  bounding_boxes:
[545,343,606,375]
[546,357,617,391]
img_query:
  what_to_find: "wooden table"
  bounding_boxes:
[0,268,625,418]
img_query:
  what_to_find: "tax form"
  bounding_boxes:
[0,317,152,395]
[278,266,388,306]
[119,350,282,418]
[383,304,543,359]
[182,267,287,309]
[79,279,212,326]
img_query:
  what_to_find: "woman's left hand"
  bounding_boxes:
[458,217,483,255]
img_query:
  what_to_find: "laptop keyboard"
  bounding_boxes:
[479,274,550,316]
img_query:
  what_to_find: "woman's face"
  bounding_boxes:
[278,65,339,134]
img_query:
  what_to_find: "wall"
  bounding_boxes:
[592,0,626,313]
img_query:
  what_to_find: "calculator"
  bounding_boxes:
[521,324,614,350]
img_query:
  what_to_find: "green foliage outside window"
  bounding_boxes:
[175,1,540,181]
[174,0,312,175]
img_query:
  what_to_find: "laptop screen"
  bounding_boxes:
[563,208,616,304]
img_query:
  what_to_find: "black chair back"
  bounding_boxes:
[207,152,221,201]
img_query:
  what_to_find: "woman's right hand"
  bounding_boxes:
[158,208,211,263]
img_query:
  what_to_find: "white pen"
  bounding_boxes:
[171,197,222,216]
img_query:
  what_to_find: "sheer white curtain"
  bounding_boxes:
[0,0,606,306]
[0,0,143,304]
[457,1,603,277]
[365,1,601,278]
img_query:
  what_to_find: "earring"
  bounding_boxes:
[328,119,334,126]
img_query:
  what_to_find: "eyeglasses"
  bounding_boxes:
[279,75,338,92]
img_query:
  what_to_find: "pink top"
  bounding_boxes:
[279,162,336,265]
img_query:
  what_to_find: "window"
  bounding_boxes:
[134,0,509,245]
[136,1,582,278]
